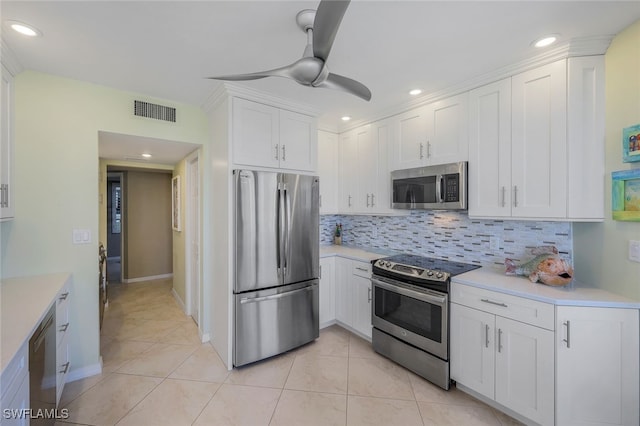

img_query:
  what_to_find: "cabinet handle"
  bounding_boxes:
[319,265,322,279]
[59,323,70,332]
[319,194,322,208]
[5,184,8,208]
[366,193,371,207]
[59,292,69,301]
[563,320,571,348]
[0,184,4,208]
[501,186,506,208]
[485,324,490,348]
[427,141,431,158]
[371,194,375,207]
[480,298,507,308]
[348,195,352,207]
[419,143,424,159]
[282,145,286,161]
[513,185,518,207]
[59,362,70,375]
[367,287,372,303]
[274,144,279,160]
[497,328,503,353]
[355,267,368,272]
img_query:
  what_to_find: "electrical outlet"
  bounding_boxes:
[489,236,500,250]
[629,240,640,263]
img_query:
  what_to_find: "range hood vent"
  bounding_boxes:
[134,100,176,122]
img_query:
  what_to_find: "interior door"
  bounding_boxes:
[235,170,280,293]
[280,173,319,285]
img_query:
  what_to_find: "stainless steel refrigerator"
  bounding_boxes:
[233,169,319,366]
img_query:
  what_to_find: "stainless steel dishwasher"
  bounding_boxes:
[29,304,57,424]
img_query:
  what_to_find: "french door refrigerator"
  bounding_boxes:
[233,169,319,366]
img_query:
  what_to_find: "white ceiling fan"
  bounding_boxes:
[207,0,371,101]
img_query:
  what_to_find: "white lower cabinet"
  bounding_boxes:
[451,284,555,425]
[556,306,639,426]
[56,282,71,405]
[319,257,336,327]
[331,257,372,340]
[0,343,29,426]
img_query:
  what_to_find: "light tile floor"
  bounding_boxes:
[56,278,523,426]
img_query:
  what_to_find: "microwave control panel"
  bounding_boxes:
[443,174,459,202]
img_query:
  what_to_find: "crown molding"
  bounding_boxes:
[202,82,320,117]
[1,40,24,76]
[339,36,613,132]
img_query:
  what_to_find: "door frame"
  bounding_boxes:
[185,150,201,328]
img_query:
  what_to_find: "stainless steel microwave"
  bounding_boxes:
[391,162,468,210]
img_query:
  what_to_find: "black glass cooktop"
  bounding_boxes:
[378,254,481,276]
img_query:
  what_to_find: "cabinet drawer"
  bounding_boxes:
[451,284,554,330]
[351,261,371,278]
[0,342,28,402]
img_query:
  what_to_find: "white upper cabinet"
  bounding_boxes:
[511,59,567,219]
[318,130,339,214]
[338,129,358,212]
[1,64,15,221]
[391,93,469,171]
[232,98,317,172]
[468,78,512,217]
[469,57,604,221]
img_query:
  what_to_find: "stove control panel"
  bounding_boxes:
[374,259,450,283]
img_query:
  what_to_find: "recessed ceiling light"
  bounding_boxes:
[6,20,42,37]
[533,35,558,48]
[141,153,152,158]
[341,116,351,121]
[409,89,422,96]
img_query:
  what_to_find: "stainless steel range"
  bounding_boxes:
[370,254,480,390]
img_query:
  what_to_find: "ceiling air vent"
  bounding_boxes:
[134,100,176,123]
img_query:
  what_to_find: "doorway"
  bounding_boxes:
[106,173,123,283]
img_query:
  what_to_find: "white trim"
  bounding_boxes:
[185,150,201,327]
[171,288,186,312]
[121,273,173,284]
[66,359,103,383]
[200,332,210,343]
[0,41,23,76]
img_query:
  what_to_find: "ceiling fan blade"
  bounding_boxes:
[313,0,350,62]
[207,65,292,81]
[315,73,371,101]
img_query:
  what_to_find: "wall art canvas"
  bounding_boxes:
[623,124,640,163]
[612,168,640,221]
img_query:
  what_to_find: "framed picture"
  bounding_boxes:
[612,169,640,221]
[623,124,640,163]
[172,176,181,231]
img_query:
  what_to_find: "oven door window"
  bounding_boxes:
[374,285,442,342]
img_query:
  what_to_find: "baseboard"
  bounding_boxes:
[122,273,173,284]
[200,332,210,343]
[66,359,103,383]
[320,319,337,329]
[171,288,186,312]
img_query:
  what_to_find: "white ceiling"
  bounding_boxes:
[2,1,640,150]
[98,131,201,165]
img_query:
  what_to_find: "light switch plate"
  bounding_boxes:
[629,240,640,263]
[73,229,92,245]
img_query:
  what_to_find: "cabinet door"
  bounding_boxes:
[392,105,429,170]
[279,109,317,172]
[319,257,336,326]
[355,125,376,211]
[450,303,495,399]
[1,64,14,221]
[372,119,394,214]
[232,98,280,168]
[556,306,640,426]
[468,78,512,217]
[427,93,469,165]
[352,272,372,339]
[338,130,358,213]
[495,316,554,426]
[511,60,567,218]
[318,131,339,214]
[334,258,353,326]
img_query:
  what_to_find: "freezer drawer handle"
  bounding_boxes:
[239,285,315,304]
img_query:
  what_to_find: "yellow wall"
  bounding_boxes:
[574,20,640,299]
[0,70,209,374]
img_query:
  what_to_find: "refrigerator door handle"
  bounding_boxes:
[283,185,292,274]
[276,186,282,275]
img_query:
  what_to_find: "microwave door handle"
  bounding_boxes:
[436,174,444,203]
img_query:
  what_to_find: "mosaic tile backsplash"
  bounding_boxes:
[321,212,572,268]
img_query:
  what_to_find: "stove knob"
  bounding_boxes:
[385,261,392,267]
[377,260,385,266]
[436,272,444,279]
[427,270,434,276]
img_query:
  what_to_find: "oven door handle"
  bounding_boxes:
[370,277,447,305]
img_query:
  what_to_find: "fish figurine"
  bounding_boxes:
[505,246,574,286]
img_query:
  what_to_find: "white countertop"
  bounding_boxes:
[1,273,71,374]
[453,267,640,309]
[320,245,398,262]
